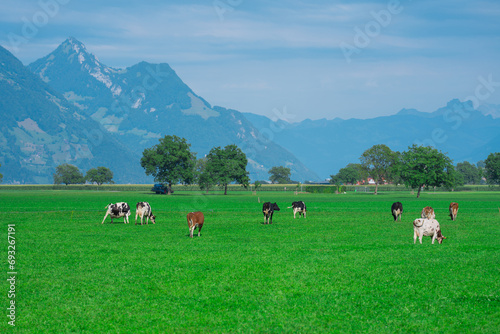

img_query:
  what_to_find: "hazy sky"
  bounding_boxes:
[1,0,499,121]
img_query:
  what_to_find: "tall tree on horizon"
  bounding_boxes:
[359,144,398,195]
[400,144,456,198]
[485,152,500,185]
[53,164,85,185]
[140,135,196,194]
[204,144,249,195]
[268,166,292,184]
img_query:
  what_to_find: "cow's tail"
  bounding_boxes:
[104,204,111,209]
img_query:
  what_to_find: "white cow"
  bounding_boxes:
[413,218,446,244]
[101,202,131,224]
[135,202,156,225]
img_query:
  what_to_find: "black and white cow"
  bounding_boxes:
[288,201,307,218]
[135,202,156,225]
[391,202,403,221]
[413,218,446,244]
[262,202,280,224]
[101,202,131,224]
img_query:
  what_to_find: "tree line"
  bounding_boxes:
[329,144,500,197]
[53,165,114,186]
[51,135,250,194]
[47,137,500,198]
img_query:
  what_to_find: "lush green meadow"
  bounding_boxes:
[1,189,499,333]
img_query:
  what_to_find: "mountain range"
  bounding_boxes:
[0,44,147,184]
[1,38,318,183]
[244,100,500,178]
[0,37,498,184]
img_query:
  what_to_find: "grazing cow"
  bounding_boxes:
[187,211,204,238]
[135,202,156,225]
[449,202,459,221]
[421,206,435,219]
[413,218,446,244]
[288,201,307,218]
[101,202,131,224]
[391,202,403,221]
[262,202,280,224]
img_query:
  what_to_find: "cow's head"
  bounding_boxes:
[272,203,280,211]
[437,230,446,244]
[150,214,156,224]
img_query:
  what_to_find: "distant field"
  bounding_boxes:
[1,190,499,333]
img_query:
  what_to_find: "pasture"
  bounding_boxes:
[1,189,499,333]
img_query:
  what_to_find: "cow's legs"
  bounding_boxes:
[135,212,139,225]
[190,225,195,238]
[101,213,109,224]
[198,224,202,237]
[413,230,417,244]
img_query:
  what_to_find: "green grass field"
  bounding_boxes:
[1,189,499,333]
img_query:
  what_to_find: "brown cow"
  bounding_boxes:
[187,211,204,238]
[421,206,435,219]
[449,202,459,221]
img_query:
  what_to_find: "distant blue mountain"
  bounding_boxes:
[28,38,319,182]
[0,44,147,184]
[244,99,500,179]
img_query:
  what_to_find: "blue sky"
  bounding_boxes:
[1,0,499,121]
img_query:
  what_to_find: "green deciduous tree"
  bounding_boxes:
[456,161,481,185]
[400,144,456,198]
[204,144,249,195]
[485,152,500,185]
[86,167,114,186]
[359,144,398,195]
[196,157,215,193]
[141,135,196,194]
[330,163,362,185]
[268,166,292,184]
[53,164,85,185]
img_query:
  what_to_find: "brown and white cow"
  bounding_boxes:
[101,202,131,224]
[135,202,156,225]
[413,218,446,244]
[449,202,459,221]
[288,201,306,219]
[421,206,435,219]
[187,211,204,238]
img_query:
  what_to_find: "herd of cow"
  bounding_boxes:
[101,199,458,244]
[392,201,459,245]
[100,200,307,238]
